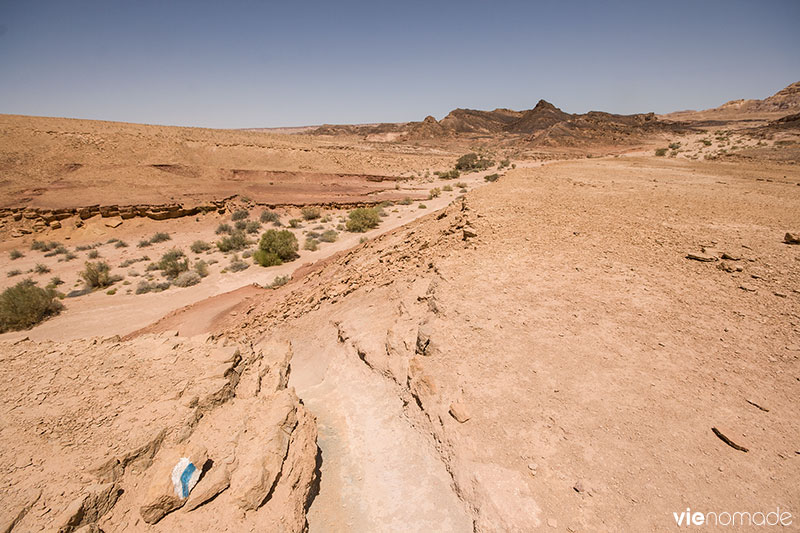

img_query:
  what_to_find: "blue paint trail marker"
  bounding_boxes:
[171,458,201,498]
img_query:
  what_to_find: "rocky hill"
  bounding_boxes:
[665,81,800,121]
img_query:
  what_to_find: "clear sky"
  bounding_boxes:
[0,0,798,128]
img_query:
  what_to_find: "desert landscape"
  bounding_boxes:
[1,2,799,527]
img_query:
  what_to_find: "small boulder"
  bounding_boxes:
[784,232,800,245]
[104,217,123,228]
[449,401,471,423]
[139,446,208,524]
[57,483,121,533]
[686,253,717,262]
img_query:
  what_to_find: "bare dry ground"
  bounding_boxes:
[1,101,799,532]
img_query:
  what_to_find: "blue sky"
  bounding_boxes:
[0,0,798,128]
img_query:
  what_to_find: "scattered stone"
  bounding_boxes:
[720,252,741,260]
[547,518,558,528]
[462,228,477,240]
[784,232,800,245]
[0,490,41,533]
[527,463,538,476]
[686,253,717,262]
[50,220,62,229]
[739,284,757,292]
[57,483,122,533]
[718,262,743,273]
[573,480,586,493]
[774,291,787,298]
[448,401,470,423]
[104,217,123,228]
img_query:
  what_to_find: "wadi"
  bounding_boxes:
[1,81,799,532]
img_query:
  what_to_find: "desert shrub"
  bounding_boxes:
[260,210,279,224]
[135,280,170,294]
[455,153,493,172]
[398,197,413,205]
[81,261,114,289]
[242,249,253,258]
[59,252,77,262]
[47,276,64,288]
[459,188,467,193]
[669,142,681,150]
[320,230,338,243]
[288,219,301,228]
[235,219,248,231]
[268,275,290,289]
[216,223,233,235]
[31,240,60,252]
[231,209,249,221]
[107,238,119,244]
[216,230,249,252]
[158,249,189,278]
[304,238,319,251]
[700,139,712,146]
[418,203,427,209]
[301,206,321,220]
[258,229,298,261]
[306,231,321,239]
[120,256,149,267]
[106,288,117,295]
[253,250,282,267]
[435,169,460,179]
[34,263,50,274]
[194,260,209,278]
[245,220,261,234]
[190,240,212,253]
[138,239,152,248]
[174,271,201,287]
[115,240,128,248]
[43,245,68,257]
[655,148,668,156]
[228,256,249,272]
[88,249,100,259]
[499,158,511,168]
[9,249,23,260]
[484,173,499,182]
[428,187,441,199]
[7,269,22,278]
[345,208,380,233]
[150,232,171,243]
[455,182,467,188]
[0,279,64,332]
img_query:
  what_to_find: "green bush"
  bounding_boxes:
[669,142,681,150]
[435,169,460,179]
[216,223,233,235]
[288,219,301,228]
[418,203,427,209]
[9,249,24,260]
[253,250,282,266]
[655,148,668,156]
[443,185,453,191]
[217,230,249,252]
[0,279,64,332]
[231,209,249,221]
[301,206,321,220]
[138,239,151,248]
[258,229,298,261]
[150,232,171,243]
[320,230,338,243]
[345,208,380,232]
[158,249,189,278]
[81,261,114,289]
[245,220,262,234]
[88,249,100,259]
[194,260,209,278]
[174,271,201,287]
[235,219,248,231]
[31,240,60,252]
[228,256,249,272]
[398,197,413,205]
[7,269,22,277]
[260,210,280,224]
[267,275,290,288]
[428,187,441,199]
[455,153,494,171]
[34,263,51,274]
[190,240,212,253]
[304,238,319,251]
